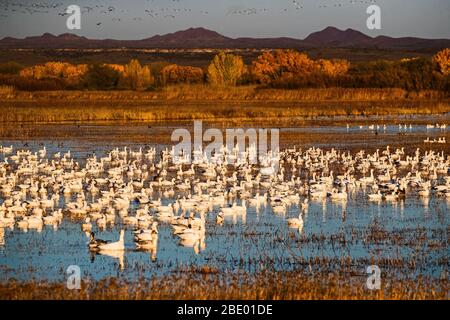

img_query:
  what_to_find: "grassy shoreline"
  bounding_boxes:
[0,271,447,300]
[0,86,449,123]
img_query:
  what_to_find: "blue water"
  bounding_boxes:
[0,122,448,283]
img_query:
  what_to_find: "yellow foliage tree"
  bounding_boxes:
[161,64,204,85]
[433,48,450,75]
[207,52,246,86]
[122,59,153,90]
[316,59,350,77]
[62,64,88,80]
[252,50,317,84]
[19,62,87,83]
[105,64,125,74]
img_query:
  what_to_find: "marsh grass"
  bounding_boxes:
[0,85,15,95]
[0,87,448,123]
[0,271,446,300]
[2,85,448,101]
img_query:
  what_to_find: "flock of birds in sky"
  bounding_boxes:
[0,0,380,25]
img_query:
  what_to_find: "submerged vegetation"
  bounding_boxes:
[0,270,447,300]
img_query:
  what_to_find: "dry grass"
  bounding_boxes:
[1,85,448,101]
[159,85,446,101]
[0,85,15,95]
[0,271,447,300]
[0,100,448,123]
[0,86,448,123]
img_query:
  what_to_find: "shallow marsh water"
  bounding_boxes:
[0,118,448,284]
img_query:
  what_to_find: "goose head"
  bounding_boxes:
[151,222,159,234]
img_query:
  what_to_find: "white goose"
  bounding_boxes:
[134,223,159,250]
[177,224,204,244]
[330,188,348,201]
[260,163,277,176]
[384,189,399,201]
[287,213,304,228]
[134,222,159,242]
[233,200,247,215]
[300,198,309,212]
[98,230,125,251]
[368,190,382,201]
[0,213,14,228]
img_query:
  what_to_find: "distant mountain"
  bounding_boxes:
[371,35,450,50]
[303,27,450,50]
[304,26,373,47]
[136,27,232,48]
[144,27,230,43]
[1,26,449,50]
[0,32,100,48]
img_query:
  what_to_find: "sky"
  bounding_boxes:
[0,0,449,40]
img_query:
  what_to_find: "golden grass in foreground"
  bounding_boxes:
[0,271,447,300]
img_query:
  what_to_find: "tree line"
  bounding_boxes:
[0,48,449,92]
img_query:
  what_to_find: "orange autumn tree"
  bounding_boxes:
[160,64,204,85]
[20,62,87,83]
[252,49,317,84]
[106,64,126,74]
[433,48,450,75]
[316,59,350,77]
